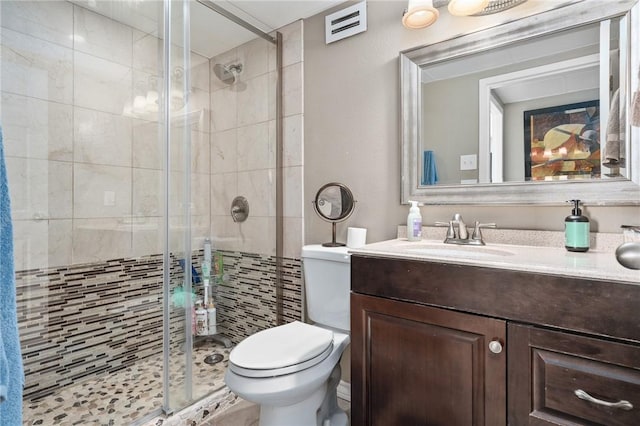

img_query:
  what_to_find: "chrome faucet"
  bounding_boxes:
[435,214,496,245]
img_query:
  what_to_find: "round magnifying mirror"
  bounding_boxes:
[313,182,356,247]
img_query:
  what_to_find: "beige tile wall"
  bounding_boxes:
[2,2,304,270]
[209,20,304,259]
[1,1,209,270]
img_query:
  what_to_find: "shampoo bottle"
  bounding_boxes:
[407,200,422,241]
[191,299,197,336]
[202,263,211,310]
[565,199,589,252]
[202,238,212,301]
[214,251,224,284]
[195,300,208,336]
[207,303,217,336]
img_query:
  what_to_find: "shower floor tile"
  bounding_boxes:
[23,343,231,426]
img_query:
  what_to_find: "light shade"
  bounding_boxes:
[403,0,439,29]
[448,0,490,16]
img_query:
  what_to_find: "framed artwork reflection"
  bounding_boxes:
[524,100,600,181]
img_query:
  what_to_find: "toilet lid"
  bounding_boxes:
[229,321,334,375]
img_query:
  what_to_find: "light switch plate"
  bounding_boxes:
[460,154,477,171]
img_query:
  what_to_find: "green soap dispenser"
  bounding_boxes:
[565,199,590,252]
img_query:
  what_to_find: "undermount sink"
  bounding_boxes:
[400,242,515,259]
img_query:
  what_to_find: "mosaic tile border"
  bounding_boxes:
[18,252,303,402]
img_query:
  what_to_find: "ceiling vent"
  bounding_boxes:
[325,1,367,44]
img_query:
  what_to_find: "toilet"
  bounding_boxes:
[224,245,351,426]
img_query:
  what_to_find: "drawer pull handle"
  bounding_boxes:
[574,389,634,411]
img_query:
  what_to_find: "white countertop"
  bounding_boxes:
[348,238,640,285]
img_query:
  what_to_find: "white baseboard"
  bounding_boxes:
[337,380,351,402]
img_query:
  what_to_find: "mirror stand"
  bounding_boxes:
[323,222,345,247]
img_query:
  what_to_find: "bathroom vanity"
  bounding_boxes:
[349,239,640,425]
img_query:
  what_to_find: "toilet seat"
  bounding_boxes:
[229,321,334,378]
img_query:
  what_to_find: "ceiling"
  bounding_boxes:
[192,0,343,57]
[70,0,344,59]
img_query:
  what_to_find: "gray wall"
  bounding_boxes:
[304,1,640,246]
[422,76,479,185]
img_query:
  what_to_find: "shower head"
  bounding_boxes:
[213,63,243,85]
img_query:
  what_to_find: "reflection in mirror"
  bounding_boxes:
[313,183,356,247]
[401,0,640,205]
[426,22,607,184]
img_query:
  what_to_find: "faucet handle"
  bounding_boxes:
[471,222,496,244]
[621,225,640,233]
[435,221,456,239]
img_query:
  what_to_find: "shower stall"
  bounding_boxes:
[0,0,303,423]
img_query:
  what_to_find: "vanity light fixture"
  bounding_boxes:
[403,0,526,29]
[402,0,439,29]
[447,0,489,16]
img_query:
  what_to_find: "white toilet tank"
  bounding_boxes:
[301,245,351,332]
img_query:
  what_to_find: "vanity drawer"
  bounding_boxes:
[509,324,640,425]
[533,349,640,425]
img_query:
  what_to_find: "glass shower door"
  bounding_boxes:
[164,0,283,414]
[161,0,198,414]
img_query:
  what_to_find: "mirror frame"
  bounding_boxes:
[401,0,640,205]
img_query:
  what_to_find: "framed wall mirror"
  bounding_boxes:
[401,0,640,205]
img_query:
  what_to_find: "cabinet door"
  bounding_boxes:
[351,293,506,426]
[508,324,640,425]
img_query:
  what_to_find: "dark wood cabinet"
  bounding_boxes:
[350,254,640,426]
[351,293,506,426]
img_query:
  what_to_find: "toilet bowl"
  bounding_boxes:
[225,322,350,426]
[224,245,351,426]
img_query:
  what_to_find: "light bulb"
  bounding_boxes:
[448,0,490,16]
[403,0,439,29]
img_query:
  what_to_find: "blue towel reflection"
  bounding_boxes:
[421,150,439,186]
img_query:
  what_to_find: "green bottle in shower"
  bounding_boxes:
[565,199,590,252]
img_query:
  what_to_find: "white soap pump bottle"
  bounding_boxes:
[407,200,422,241]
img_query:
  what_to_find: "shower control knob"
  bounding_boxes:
[488,339,503,354]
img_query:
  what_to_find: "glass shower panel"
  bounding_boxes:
[1,0,280,420]
[165,1,280,411]
[163,0,196,413]
[0,0,176,422]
